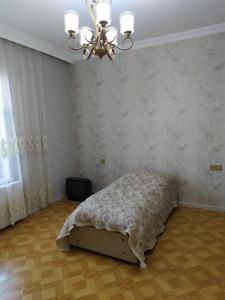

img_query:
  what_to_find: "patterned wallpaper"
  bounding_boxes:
[42,54,75,200]
[72,32,225,209]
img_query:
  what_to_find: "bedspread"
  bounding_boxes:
[57,170,177,267]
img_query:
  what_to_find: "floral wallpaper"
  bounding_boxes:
[42,54,75,201]
[72,32,225,209]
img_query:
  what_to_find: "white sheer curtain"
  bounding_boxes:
[0,38,51,230]
[0,61,26,229]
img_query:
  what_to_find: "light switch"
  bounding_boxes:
[210,164,223,172]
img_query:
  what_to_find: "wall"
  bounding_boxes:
[42,54,75,200]
[72,32,225,210]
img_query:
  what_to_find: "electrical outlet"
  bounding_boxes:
[210,164,223,172]
[101,159,106,165]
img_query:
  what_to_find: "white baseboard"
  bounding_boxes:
[179,202,225,212]
[51,194,67,203]
[53,194,225,212]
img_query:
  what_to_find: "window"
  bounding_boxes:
[0,72,21,187]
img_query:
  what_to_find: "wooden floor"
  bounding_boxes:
[0,200,225,300]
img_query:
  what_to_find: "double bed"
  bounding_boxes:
[57,170,177,268]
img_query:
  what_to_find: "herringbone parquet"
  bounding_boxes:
[0,200,225,300]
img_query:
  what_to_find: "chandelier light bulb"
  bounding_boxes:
[106,27,118,45]
[64,10,79,34]
[120,11,134,35]
[95,0,112,26]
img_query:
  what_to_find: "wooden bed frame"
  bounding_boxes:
[69,226,138,264]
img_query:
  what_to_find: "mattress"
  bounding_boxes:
[57,170,178,268]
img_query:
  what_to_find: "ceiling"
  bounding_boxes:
[0,0,225,63]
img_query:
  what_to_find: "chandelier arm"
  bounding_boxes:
[86,46,95,60]
[105,36,116,47]
[82,47,93,60]
[94,34,99,49]
[85,34,98,46]
[113,36,134,51]
[104,45,113,60]
[111,48,116,59]
[83,48,87,59]
[67,36,87,51]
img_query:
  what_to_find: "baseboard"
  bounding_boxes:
[52,195,225,212]
[50,194,67,203]
[179,202,225,212]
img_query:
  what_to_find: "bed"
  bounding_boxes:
[57,170,177,268]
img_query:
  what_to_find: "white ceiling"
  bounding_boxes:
[0,0,225,63]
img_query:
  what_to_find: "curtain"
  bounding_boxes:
[0,62,26,228]
[0,38,51,230]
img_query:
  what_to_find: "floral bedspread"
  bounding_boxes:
[56,170,177,268]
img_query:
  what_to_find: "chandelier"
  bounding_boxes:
[64,0,134,60]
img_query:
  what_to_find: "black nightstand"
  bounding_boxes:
[66,177,92,202]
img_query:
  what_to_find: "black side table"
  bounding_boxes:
[66,177,92,202]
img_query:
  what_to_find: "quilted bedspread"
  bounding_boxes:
[56,170,177,267]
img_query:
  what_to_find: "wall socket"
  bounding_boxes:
[210,164,223,172]
[101,159,106,165]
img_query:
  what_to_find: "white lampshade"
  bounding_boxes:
[64,10,79,34]
[80,27,93,45]
[96,0,111,26]
[106,27,118,45]
[120,11,134,35]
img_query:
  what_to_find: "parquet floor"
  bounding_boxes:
[0,200,225,300]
